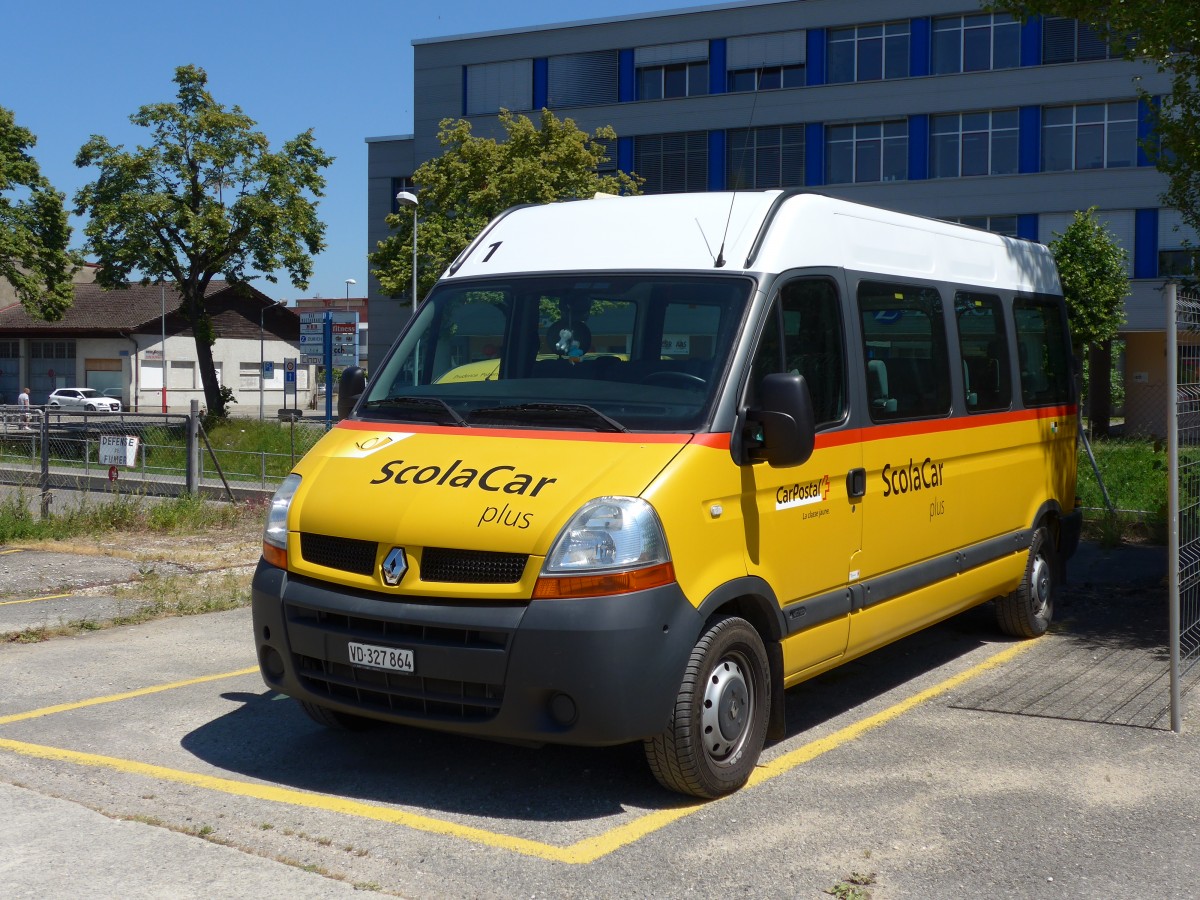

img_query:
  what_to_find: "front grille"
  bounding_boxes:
[286,602,509,721]
[296,655,503,721]
[301,533,377,575]
[421,547,528,584]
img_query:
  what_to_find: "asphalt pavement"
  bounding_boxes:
[0,539,1196,899]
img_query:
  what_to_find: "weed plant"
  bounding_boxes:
[1076,437,1168,544]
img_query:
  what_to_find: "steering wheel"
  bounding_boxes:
[643,371,707,390]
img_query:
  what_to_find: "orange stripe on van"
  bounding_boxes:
[334,420,692,444]
[336,404,1074,449]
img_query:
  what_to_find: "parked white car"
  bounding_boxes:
[47,387,122,412]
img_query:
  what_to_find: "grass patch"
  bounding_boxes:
[825,872,876,899]
[3,570,253,644]
[1077,438,1168,544]
[0,491,261,544]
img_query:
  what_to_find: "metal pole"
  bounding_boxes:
[412,205,419,385]
[259,305,265,422]
[324,310,333,430]
[1166,281,1182,733]
[161,281,168,413]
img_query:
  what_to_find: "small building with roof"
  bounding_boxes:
[0,268,311,412]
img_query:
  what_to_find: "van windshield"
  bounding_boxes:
[360,274,755,432]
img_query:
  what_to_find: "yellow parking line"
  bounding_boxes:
[0,667,260,726]
[0,643,1035,863]
[0,549,25,555]
[0,593,71,607]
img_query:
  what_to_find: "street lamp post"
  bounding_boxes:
[344,278,356,309]
[260,299,285,421]
[396,191,419,385]
[395,191,418,313]
[160,280,168,413]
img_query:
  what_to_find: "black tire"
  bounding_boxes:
[85,404,96,411]
[643,616,770,799]
[298,699,377,731]
[996,524,1058,638]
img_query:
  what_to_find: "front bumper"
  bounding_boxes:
[251,560,703,746]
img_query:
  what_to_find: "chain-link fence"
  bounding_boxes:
[0,404,329,507]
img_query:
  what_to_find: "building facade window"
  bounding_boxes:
[728,64,805,92]
[931,13,1020,74]
[828,22,910,83]
[826,121,908,184]
[638,61,709,99]
[1042,17,1123,64]
[1040,209,1135,276]
[547,51,619,107]
[950,215,1020,236]
[1159,209,1199,277]
[390,177,416,214]
[1042,102,1137,171]
[727,125,805,189]
[634,132,708,194]
[727,30,807,92]
[931,110,1019,178]
[465,59,532,115]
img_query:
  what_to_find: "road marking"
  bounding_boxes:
[0,593,71,607]
[0,549,25,555]
[0,667,260,726]
[0,642,1036,863]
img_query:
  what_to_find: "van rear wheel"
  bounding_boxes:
[996,524,1058,638]
[298,699,376,731]
[643,616,770,799]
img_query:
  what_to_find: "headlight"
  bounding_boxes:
[535,498,674,598]
[262,473,301,567]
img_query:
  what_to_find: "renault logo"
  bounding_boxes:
[381,547,408,586]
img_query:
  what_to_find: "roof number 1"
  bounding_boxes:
[482,241,503,262]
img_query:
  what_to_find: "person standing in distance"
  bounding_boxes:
[17,386,31,430]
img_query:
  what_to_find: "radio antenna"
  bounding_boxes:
[715,69,765,269]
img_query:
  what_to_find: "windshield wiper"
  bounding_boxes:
[361,396,466,426]
[468,403,628,433]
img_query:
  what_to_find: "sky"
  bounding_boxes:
[1,0,711,304]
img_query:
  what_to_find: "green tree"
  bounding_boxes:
[1050,207,1130,435]
[0,105,76,320]
[74,65,333,418]
[1051,207,1129,347]
[371,109,640,302]
[989,1,1200,276]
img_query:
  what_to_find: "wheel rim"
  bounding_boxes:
[1030,551,1052,616]
[700,651,756,766]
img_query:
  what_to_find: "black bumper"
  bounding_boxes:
[1060,504,1083,563]
[251,560,703,746]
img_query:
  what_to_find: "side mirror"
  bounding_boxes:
[736,373,816,468]
[338,366,366,419]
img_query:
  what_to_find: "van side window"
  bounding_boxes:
[1013,298,1072,406]
[954,291,1012,413]
[858,281,950,421]
[751,278,846,427]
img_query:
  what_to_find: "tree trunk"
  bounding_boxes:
[180,288,225,418]
[194,333,223,417]
[1088,341,1112,438]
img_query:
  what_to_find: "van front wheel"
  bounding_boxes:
[643,616,770,799]
[996,524,1058,638]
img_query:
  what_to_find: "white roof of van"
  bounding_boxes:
[445,192,1061,295]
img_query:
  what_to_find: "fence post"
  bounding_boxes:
[39,408,51,518]
[186,400,200,495]
[1166,282,1182,734]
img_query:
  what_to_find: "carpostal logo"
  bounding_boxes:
[776,475,831,511]
[369,458,558,497]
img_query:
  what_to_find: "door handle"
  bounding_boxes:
[847,468,866,499]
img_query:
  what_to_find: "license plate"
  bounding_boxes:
[347,641,414,673]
